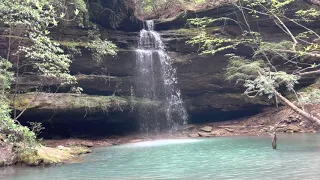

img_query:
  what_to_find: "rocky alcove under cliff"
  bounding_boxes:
[12,0,320,138]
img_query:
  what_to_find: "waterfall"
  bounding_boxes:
[134,20,188,133]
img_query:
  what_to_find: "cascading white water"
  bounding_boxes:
[134,20,188,133]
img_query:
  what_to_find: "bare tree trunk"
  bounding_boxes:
[298,69,320,76]
[272,132,277,150]
[13,57,19,119]
[275,91,320,125]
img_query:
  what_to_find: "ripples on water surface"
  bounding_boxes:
[2,134,320,180]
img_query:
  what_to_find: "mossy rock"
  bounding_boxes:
[10,93,131,112]
[57,145,92,155]
[19,146,72,166]
[18,145,91,166]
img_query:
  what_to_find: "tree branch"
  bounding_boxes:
[298,69,320,76]
[274,49,320,58]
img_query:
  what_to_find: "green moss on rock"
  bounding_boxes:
[11,93,130,112]
[18,146,73,166]
[175,27,221,36]
[18,145,91,166]
[57,145,92,155]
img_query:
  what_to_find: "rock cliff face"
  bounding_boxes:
[72,30,270,120]
[17,30,268,137]
[15,1,319,137]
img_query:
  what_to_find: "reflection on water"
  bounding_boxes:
[1,134,320,180]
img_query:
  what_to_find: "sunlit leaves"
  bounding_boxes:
[88,38,118,62]
[86,30,118,62]
[187,17,214,28]
[226,55,264,82]
[243,0,295,10]
[299,89,320,104]
[296,8,320,22]
[270,0,295,9]
[0,0,58,32]
[0,58,14,91]
[187,17,243,55]
[19,33,76,85]
[74,9,80,16]
[0,58,36,146]
[243,70,299,99]
[60,12,66,18]
[0,100,37,146]
[0,0,77,146]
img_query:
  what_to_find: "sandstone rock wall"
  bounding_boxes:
[14,0,319,137]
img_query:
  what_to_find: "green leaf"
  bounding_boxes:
[60,12,66,18]
[74,9,79,16]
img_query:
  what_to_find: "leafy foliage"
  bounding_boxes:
[187,30,240,55]
[0,58,37,148]
[0,58,14,91]
[299,89,320,104]
[87,30,118,62]
[50,0,90,27]
[0,0,77,84]
[0,0,118,148]
[225,55,264,82]
[296,8,320,22]
[0,0,57,30]
[20,33,76,84]
[187,0,320,105]
[225,55,300,99]
[0,99,37,146]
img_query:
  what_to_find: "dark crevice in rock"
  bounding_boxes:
[189,106,264,124]
[19,111,138,138]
